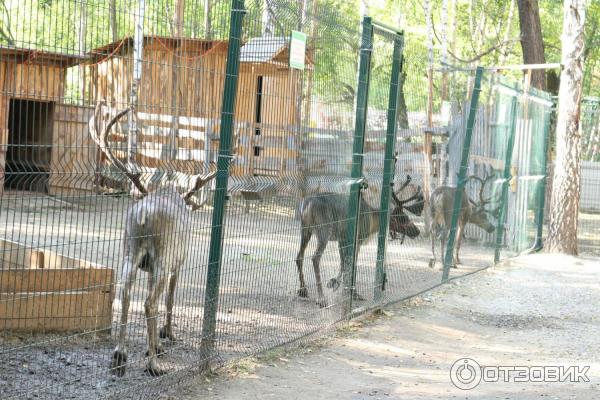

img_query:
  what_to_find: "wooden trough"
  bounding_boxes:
[0,239,114,333]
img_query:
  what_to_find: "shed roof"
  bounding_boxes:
[240,37,288,63]
[88,36,229,60]
[0,46,87,68]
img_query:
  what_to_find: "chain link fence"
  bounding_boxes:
[0,1,561,399]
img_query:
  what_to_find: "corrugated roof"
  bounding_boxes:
[239,37,288,63]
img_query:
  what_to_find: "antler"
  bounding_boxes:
[391,175,412,206]
[392,183,423,207]
[465,173,500,207]
[90,100,148,196]
[181,171,218,210]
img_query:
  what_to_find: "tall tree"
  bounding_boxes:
[547,0,587,254]
[109,0,118,42]
[516,0,546,90]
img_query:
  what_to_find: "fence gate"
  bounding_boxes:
[344,19,405,314]
[492,82,553,259]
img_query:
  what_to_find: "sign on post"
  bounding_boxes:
[289,30,307,70]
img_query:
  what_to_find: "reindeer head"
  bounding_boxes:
[466,173,500,234]
[89,100,216,209]
[389,175,424,240]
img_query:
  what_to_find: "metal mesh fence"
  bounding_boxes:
[579,97,600,256]
[0,1,560,399]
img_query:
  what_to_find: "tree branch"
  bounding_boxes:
[431,18,519,64]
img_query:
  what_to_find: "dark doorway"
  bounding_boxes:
[5,98,55,192]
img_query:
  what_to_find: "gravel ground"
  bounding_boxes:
[167,253,600,400]
[0,192,488,399]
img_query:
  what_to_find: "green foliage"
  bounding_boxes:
[1,0,598,109]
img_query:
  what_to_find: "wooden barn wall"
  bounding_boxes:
[48,105,96,196]
[90,46,227,118]
[234,67,300,176]
[0,62,66,194]
[9,64,65,101]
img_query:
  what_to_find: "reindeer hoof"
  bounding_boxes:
[327,278,340,291]
[297,287,309,298]
[316,297,327,308]
[110,350,128,377]
[146,344,166,358]
[145,360,168,377]
[160,326,176,341]
[428,259,436,269]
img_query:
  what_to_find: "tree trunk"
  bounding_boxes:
[547,0,587,255]
[109,0,118,41]
[204,0,211,39]
[516,0,546,90]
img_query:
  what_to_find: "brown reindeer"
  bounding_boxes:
[90,101,216,376]
[428,173,499,269]
[295,175,423,307]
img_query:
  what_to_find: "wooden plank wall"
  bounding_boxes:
[48,105,96,196]
[0,239,114,333]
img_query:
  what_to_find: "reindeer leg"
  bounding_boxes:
[160,268,179,342]
[440,227,447,270]
[312,233,329,308]
[296,228,312,298]
[145,266,168,376]
[327,244,344,291]
[454,223,463,267]
[111,257,138,377]
[428,222,436,269]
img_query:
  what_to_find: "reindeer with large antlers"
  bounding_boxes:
[90,101,216,376]
[428,172,500,269]
[295,175,424,307]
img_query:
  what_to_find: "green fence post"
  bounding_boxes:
[494,89,519,264]
[199,0,245,361]
[343,16,373,316]
[441,66,484,282]
[532,98,555,251]
[374,33,403,303]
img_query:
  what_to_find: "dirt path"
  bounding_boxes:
[169,253,600,400]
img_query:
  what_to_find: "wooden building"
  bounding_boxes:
[87,35,311,184]
[236,36,307,177]
[0,47,86,195]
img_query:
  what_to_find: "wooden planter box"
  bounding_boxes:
[0,239,114,333]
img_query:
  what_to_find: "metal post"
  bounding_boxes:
[374,34,403,302]
[441,66,484,281]
[494,90,519,264]
[531,98,555,251]
[343,16,373,315]
[199,0,245,360]
[128,0,145,190]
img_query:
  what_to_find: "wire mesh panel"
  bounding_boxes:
[579,97,600,256]
[210,0,366,358]
[1,0,231,398]
[502,84,553,256]
[0,0,563,398]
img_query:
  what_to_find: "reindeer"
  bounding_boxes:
[295,175,423,307]
[428,173,499,269]
[89,101,217,377]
